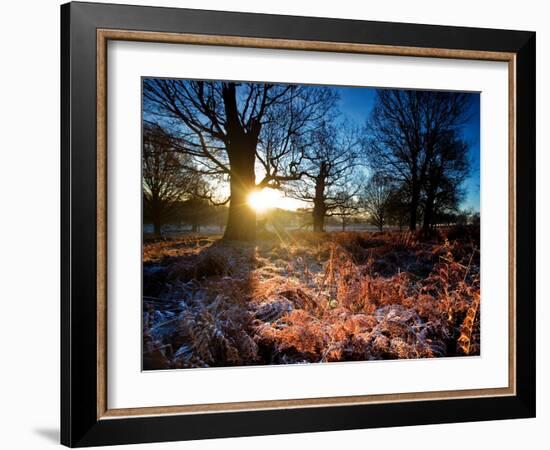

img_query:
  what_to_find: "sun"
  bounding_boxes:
[247,188,284,213]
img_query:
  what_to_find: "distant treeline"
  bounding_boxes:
[144,199,480,234]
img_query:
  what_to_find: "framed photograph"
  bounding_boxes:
[61,2,536,447]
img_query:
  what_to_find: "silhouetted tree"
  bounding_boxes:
[367,89,471,231]
[288,123,362,232]
[142,123,193,235]
[182,176,225,232]
[360,174,395,231]
[330,192,360,231]
[385,186,409,230]
[421,131,469,233]
[143,79,337,241]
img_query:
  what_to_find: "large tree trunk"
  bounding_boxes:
[312,204,325,232]
[312,168,327,232]
[151,194,162,236]
[221,83,260,242]
[224,178,256,241]
[153,217,162,236]
[409,186,419,231]
[422,188,437,236]
[223,142,257,241]
[422,197,434,234]
[408,210,417,231]
[378,212,384,231]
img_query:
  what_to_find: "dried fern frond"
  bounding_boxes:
[143,228,481,368]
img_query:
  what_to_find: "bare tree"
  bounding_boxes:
[360,173,394,231]
[142,123,193,235]
[289,123,362,232]
[385,186,409,231]
[367,89,471,231]
[421,131,469,233]
[330,192,360,231]
[180,177,216,233]
[143,79,337,241]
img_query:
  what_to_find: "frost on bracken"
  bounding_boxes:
[143,228,480,370]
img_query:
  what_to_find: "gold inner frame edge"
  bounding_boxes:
[96,29,517,420]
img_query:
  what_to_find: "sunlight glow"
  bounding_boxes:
[247,188,283,212]
[247,188,306,212]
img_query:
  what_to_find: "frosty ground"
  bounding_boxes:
[143,228,480,370]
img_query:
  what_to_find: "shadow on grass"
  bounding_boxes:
[143,237,258,370]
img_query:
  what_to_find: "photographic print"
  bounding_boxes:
[142,78,481,371]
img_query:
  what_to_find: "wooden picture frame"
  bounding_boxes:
[61,1,535,447]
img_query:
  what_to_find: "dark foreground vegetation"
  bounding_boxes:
[143,227,480,370]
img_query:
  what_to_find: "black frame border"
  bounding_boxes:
[61,2,536,447]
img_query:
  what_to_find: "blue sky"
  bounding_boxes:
[335,86,480,212]
[144,79,480,212]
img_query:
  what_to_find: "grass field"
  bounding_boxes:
[143,227,480,370]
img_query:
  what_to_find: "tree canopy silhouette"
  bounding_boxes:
[143,79,337,240]
[360,173,396,231]
[367,89,471,231]
[287,123,362,232]
[142,123,194,235]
